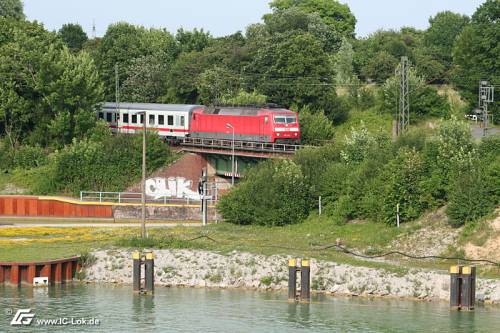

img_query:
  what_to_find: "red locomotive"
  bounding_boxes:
[100,103,301,144]
[190,107,300,144]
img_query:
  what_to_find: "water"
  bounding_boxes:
[1,284,499,332]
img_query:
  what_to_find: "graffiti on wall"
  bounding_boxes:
[145,177,201,200]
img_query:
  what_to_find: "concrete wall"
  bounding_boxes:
[113,204,218,221]
[0,196,113,218]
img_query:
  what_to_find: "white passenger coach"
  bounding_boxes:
[100,102,204,139]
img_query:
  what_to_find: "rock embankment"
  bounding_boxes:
[84,249,500,304]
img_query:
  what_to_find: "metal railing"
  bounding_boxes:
[80,188,218,205]
[180,137,305,154]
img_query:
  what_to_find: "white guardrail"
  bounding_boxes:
[79,189,218,205]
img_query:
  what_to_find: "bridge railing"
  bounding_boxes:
[180,137,304,154]
[79,190,218,205]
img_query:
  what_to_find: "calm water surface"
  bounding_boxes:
[1,284,499,332]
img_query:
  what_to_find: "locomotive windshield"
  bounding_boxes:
[274,115,297,124]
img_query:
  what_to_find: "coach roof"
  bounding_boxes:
[103,102,204,113]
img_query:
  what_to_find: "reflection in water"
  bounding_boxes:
[0,284,499,333]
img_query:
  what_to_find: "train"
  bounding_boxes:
[100,102,301,144]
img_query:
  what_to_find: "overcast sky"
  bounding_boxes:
[23,0,486,38]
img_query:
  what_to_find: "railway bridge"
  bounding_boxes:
[175,138,310,179]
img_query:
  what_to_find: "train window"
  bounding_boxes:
[158,115,164,125]
[180,116,185,127]
[132,114,137,124]
[274,116,286,123]
[167,115,174,126]
[149,114,155,126]
[123,113,129,123]
[106,113,112,122]
[140,114,144,124]
[98,112,103,119]
[286,115,297,124]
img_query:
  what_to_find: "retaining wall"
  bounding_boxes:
[0,196,112,218]
[0,257,80,285]
[0,195,216,221]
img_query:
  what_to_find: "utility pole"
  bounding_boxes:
[396,56,410,135]
[92,19,96,39]
[201,168,208,226]
[225,123,235,186]
[135,111,147,238]
[479,80,494,137]
[115,64,120,110]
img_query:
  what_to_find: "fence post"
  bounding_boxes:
[319,196,322,216]
[80,191,83,201]
[99,192,102,203]
[118,193,121,204]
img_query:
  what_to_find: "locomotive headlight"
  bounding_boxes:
[277,133,280,136]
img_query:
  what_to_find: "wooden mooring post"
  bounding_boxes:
[288,259,311,303]
[450,265,476,311]
[132,251,154,295]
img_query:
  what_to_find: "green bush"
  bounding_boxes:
[381,148,427,225]
[217,159,309,226]
[13,145,47,169]
[0,140,14,170]
[446,162,495,227]
[45,133,172,195]
[412,86,451,118]
[298,107,334,145]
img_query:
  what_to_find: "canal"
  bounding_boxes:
[1,284,499,332]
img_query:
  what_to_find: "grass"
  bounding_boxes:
[0,213,499,278]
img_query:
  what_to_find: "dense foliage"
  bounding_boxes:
[220,118,498,227]
[0,0,498,227]
[218,159,309,226]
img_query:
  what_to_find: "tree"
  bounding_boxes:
[247,32,334,107]
[0,0,24,20]
[269,0,356,38]
[261,7,341,52]
[176,28,212,53]
[452,0,499,105]
[381,148,426,225]
[40,49,104,147]
[334,37,355,84]
[96,23,177,100]
[220,90,267,107]
[298,107,334,145]
[0,18,63,147]
[197,66,238,105]
[380,67,424,115]
[162,51,207,103]
[362,51,398,83]
[424,11,469,79]
[0,19,103,148]
[58,23,88,52]
[121,55,170,103]
[96,23,145,99]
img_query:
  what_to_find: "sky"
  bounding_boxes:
[23,0,486,38]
